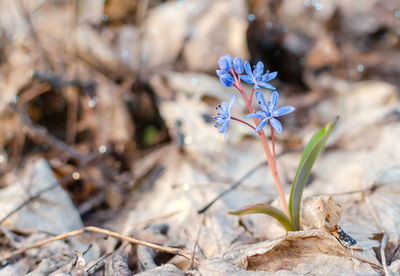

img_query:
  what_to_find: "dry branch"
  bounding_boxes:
[0,226,196,265]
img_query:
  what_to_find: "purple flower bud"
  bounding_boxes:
[233,57,244,74]
[216,70,225,77]
[219,73,234,87]
[218,55,233,71]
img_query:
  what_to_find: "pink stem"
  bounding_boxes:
[231,116,256,130]
[271,125,277,168]
[250,88,255,103]
[234,79,289,218]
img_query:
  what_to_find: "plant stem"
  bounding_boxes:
[250,88,255,103]
[271,125,277,168]
[233,78,289,218]
[257,131,289,218]
[231,116,256,130]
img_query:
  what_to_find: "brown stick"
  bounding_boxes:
[0,226,195,264]
[65,86,79,144]
[10,104,87,162]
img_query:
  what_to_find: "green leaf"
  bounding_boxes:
[229,203,294,231]
[288,117,338,230]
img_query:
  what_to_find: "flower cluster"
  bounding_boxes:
[216,55,277,91]
[216,55,244,87]
[213,55,294,137]
[210,54,338,234]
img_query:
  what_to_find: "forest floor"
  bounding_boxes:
[0,0,399,275]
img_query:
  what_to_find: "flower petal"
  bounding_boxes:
[269,91,279,112]
[218,57,229,71]
[213,117,224,125]
[219,73,234,87]
[220,101,229,112]
[225,55,233,66]
[255,91,268,112]
[244,60,252,76]
[245,112,263,119]
[219,119,230,134]
[270,117,282,134]
[273,106,295,117]
[254,61,264,79]
[263,71,278,82]
[219,55,233,71]
[254,118,268,133]
[216,69,227,77]
[259,82,276,90]
[240,75,254,84]
[233,57,244,74]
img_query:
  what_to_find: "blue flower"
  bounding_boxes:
[240,61,278,90]
[213,93,236,138]
[233,57,244,74]
[218,73,234,87]
[245,91,294,134]
[218,55,233,72]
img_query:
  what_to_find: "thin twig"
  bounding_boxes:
[189,215,205,270]
[10,104,89,162]
[197,161,267,214]
[0,181,59,225]
[65,86,79,144]
[0,154,95,225]
[32,71,91,89]
[0,226,195,264]
[85,252,113,275]
[9,103,117,206]
[388,244,400,265]
[18,82,52,105]
[314,184,382,197]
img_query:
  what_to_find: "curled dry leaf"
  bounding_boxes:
[199,229,381,275]
[301,196,343,231]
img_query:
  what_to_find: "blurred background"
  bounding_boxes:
[0,0,400,274]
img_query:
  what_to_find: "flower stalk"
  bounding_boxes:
[235,82,289,218]
[230,116,256,131]
[213,55,293,220]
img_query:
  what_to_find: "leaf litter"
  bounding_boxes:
[0,0,399,275]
